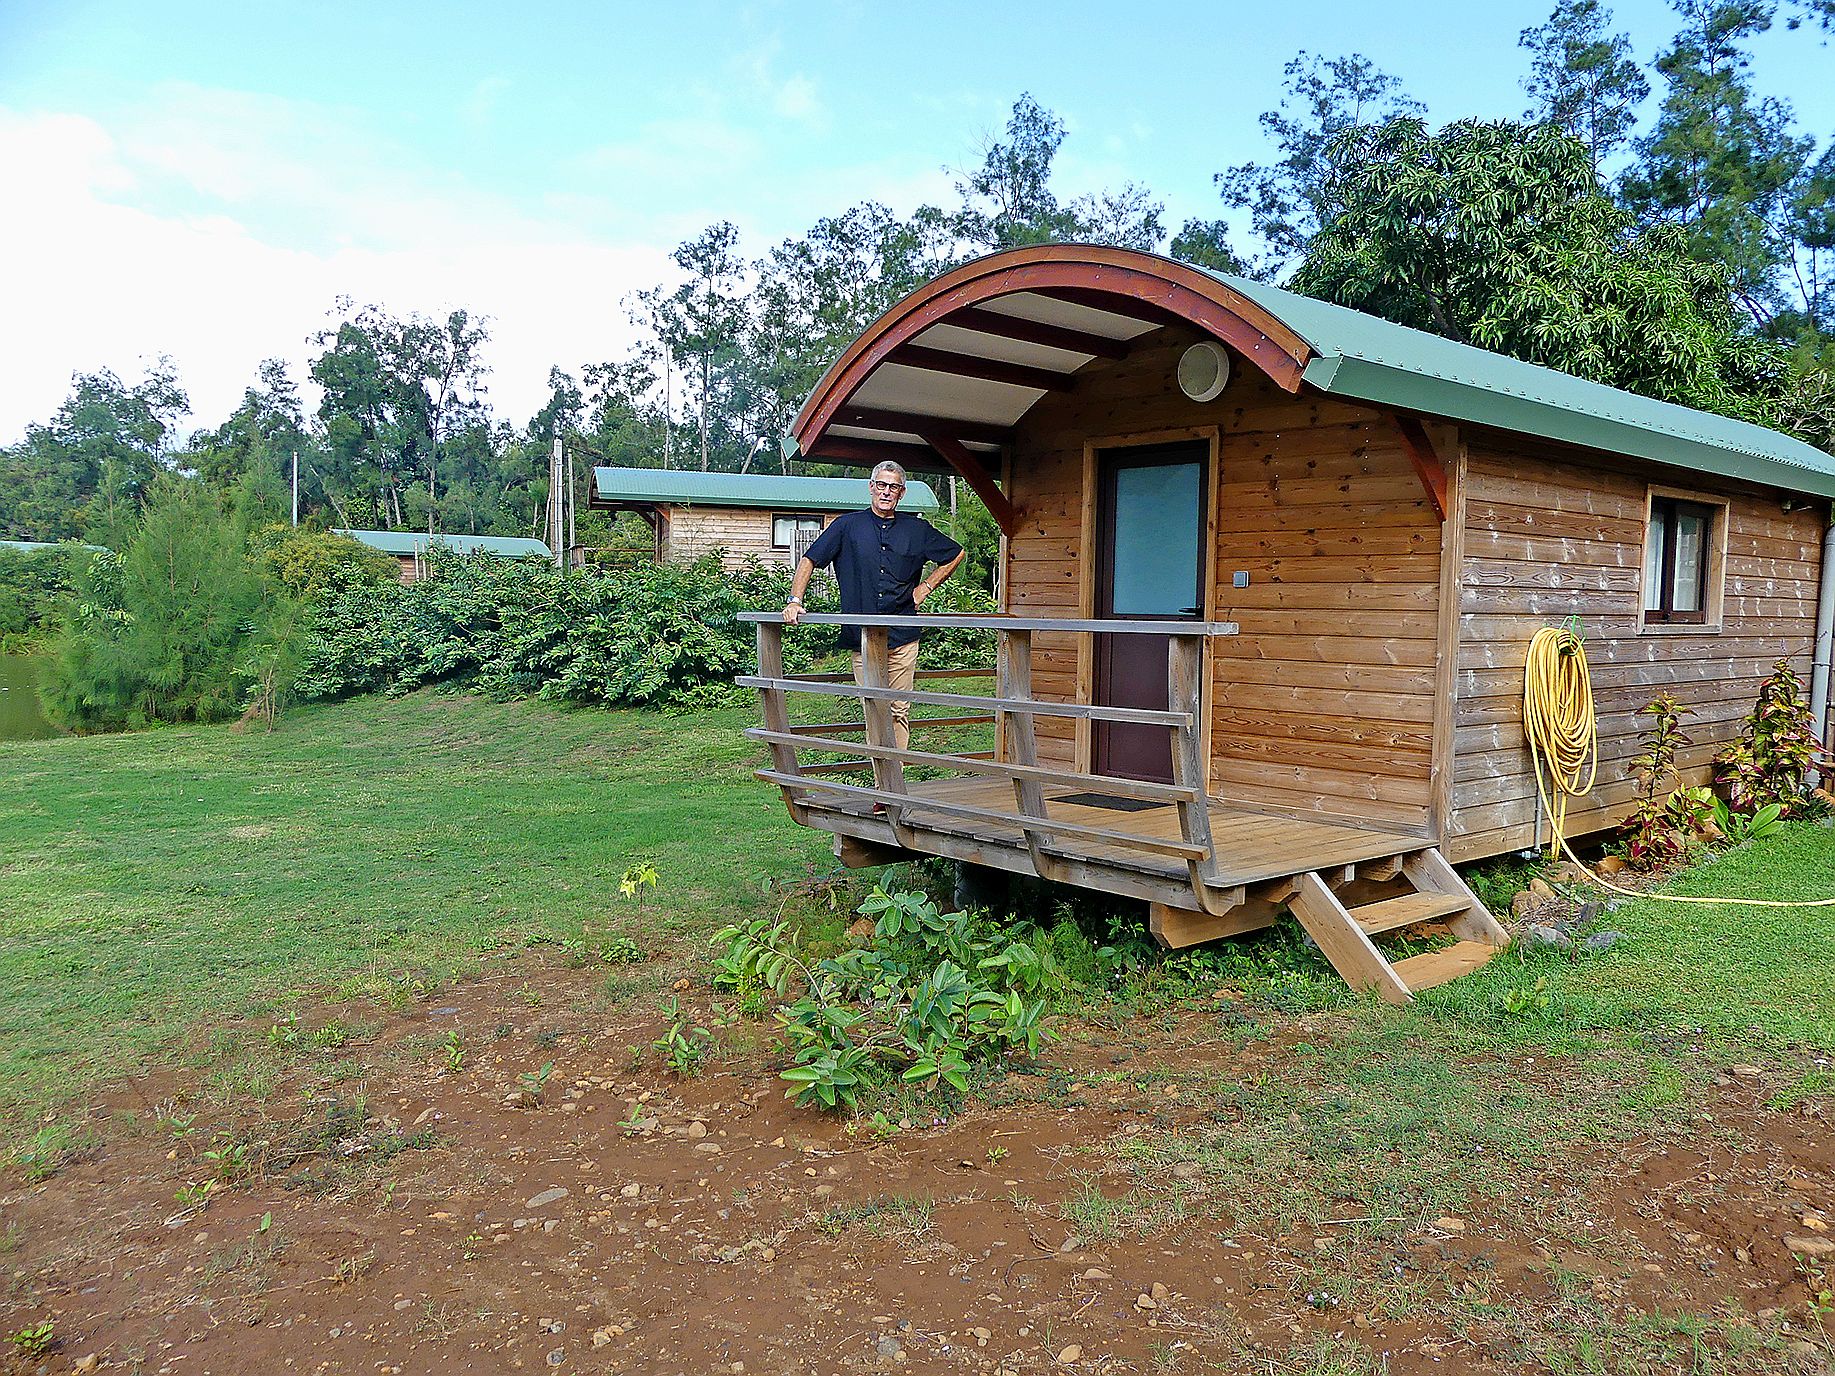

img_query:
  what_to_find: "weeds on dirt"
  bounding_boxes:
[517,1062,554,1102]
[651,996,713,1075]
[816,1194,936,1244]
[712,887,1107,1111]
[6,1320,55,1359]
[7,1122,93,1183]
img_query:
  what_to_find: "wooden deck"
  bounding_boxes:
[744,611,1510,1003]
[799,774,1421,891]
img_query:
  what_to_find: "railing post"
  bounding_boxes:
[755,621,808,824]
[1167,631,1223,894]
[859,625,913,844]
[996,628,1067,882]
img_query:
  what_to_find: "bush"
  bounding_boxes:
[294,553,840,709]
[0,543,86,651]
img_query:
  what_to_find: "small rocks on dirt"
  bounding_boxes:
[1785,1235,1835,1258]
[1433,1216,1466,1234]
[526,1187,570,1209]
[1057,1344,1082,1365]
[546,1348,566,1367]
[620,1183,641,1198]
[1583,930,1627,953]
[685,1120,708,1139]
[876,1335,904,1359]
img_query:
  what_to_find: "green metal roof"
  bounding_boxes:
[0,539,105,553]
[333,529,552,558]
[1213,271,1835,500]
[590,466,940,513]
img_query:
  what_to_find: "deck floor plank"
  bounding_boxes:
[802,774,1422,885]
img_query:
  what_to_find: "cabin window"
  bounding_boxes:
[772,514,823,549]
[1642,492,1722,628]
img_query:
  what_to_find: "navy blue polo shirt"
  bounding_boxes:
[803,509,963,650]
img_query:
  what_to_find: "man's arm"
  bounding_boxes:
[783,557,815,626]
[911,549,965,609]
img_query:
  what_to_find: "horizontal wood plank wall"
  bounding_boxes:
[662,508,837,572]
[1004,326,1440,831]
[1447,438,1825,861]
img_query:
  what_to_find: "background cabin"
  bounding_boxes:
[587,468,941,572]
[741,245,1835,1002]
[332,529,553,584]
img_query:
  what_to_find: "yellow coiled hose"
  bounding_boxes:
[1521,620,1835,908]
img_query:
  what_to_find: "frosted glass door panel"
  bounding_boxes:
[1108,463,1201,616]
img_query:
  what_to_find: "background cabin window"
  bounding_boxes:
[1644,496,1715,624]
[771,514,822,549]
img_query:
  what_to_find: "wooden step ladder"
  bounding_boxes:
[1287,849,1510,1004]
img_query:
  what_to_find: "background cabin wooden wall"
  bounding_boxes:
[1004,326,1441,833]
[1446,439,1826,861]
[662,508,837,571]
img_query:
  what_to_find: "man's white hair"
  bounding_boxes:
[870,460,908,485]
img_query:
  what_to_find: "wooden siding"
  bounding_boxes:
[662,507,838,572]
[1446,439,1826,861]
[1004,326,1441,832]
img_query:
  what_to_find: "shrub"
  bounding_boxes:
[294,553,843,709]
[1619,693,1695,871]
[1717,658,1820,817]
[0,543,85,651]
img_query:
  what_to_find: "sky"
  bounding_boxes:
[1,0,1831,445]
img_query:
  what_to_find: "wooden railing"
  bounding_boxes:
[737,611,1240,910]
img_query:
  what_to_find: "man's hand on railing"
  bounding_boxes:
[782,600,803,627]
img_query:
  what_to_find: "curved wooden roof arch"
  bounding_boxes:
[795,243,1312,452]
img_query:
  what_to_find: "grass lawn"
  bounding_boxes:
[0,691,829,1122]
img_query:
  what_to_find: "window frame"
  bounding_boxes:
[770,512,824,550]
[1639,484,1728,634]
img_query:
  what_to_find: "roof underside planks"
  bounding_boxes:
[786,244,1835,502]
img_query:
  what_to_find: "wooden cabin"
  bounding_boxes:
[332,529,553,584]
[742,245,1835,1001]
[587,468,940,572]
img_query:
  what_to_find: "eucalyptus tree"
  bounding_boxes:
[1620,1,1815,323]
[1213,52,1424,279]
[1519,0,1650,175]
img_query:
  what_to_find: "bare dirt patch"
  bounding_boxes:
[3,962,1831,1376]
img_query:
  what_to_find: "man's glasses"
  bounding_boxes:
[869,480,905,493]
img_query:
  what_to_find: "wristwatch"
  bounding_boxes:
[786,597,804,607]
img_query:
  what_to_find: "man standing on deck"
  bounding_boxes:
[782,460,965,750]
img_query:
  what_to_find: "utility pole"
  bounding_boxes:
[566,439,576,566]
[291,451,299,528]
[549,433,565,568]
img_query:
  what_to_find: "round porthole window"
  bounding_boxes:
[1176,341,1231,403]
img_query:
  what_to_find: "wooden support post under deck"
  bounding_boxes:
[754,622,808,824]
[996,628,1069,883]
[859,626,914,846]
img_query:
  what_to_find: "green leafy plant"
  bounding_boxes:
[441,1030,465,1074]
[619,859,659,908]
[715,889,1060,1113]
[1711,796,1785,846]
[267,1012,301,1048]
[7,1320,54,1359]
[517,1062,554,1102]
[1501,976,1552,1017]
[174,1181,213,1209]
[651,996,713,1076]
[1620,693,1695,871]
[202,1139,253,1183]
[601,934,644,964]
[1718,659,1820,818]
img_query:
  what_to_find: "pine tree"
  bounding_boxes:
[1519,0,1650,175]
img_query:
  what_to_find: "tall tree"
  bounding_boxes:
[0,361,187,544]
[1291,116,1827,440]
[1214,53,1424,278]
[648,223,750,471]
[1519,0,1650,175]
[1620,0,1814,322]
[185,358,309,500]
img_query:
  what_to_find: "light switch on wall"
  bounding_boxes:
[1232,570,1250,588]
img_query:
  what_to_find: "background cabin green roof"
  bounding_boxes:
[591,467,940,512]
[1,539,106,553]
[1215,271,1835,500]
[333,529,552,558]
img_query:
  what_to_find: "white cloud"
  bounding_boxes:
[0,100,672,443]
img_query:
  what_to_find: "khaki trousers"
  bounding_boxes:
[850,640,921,751]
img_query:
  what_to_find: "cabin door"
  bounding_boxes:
[1092,441,1208,783]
